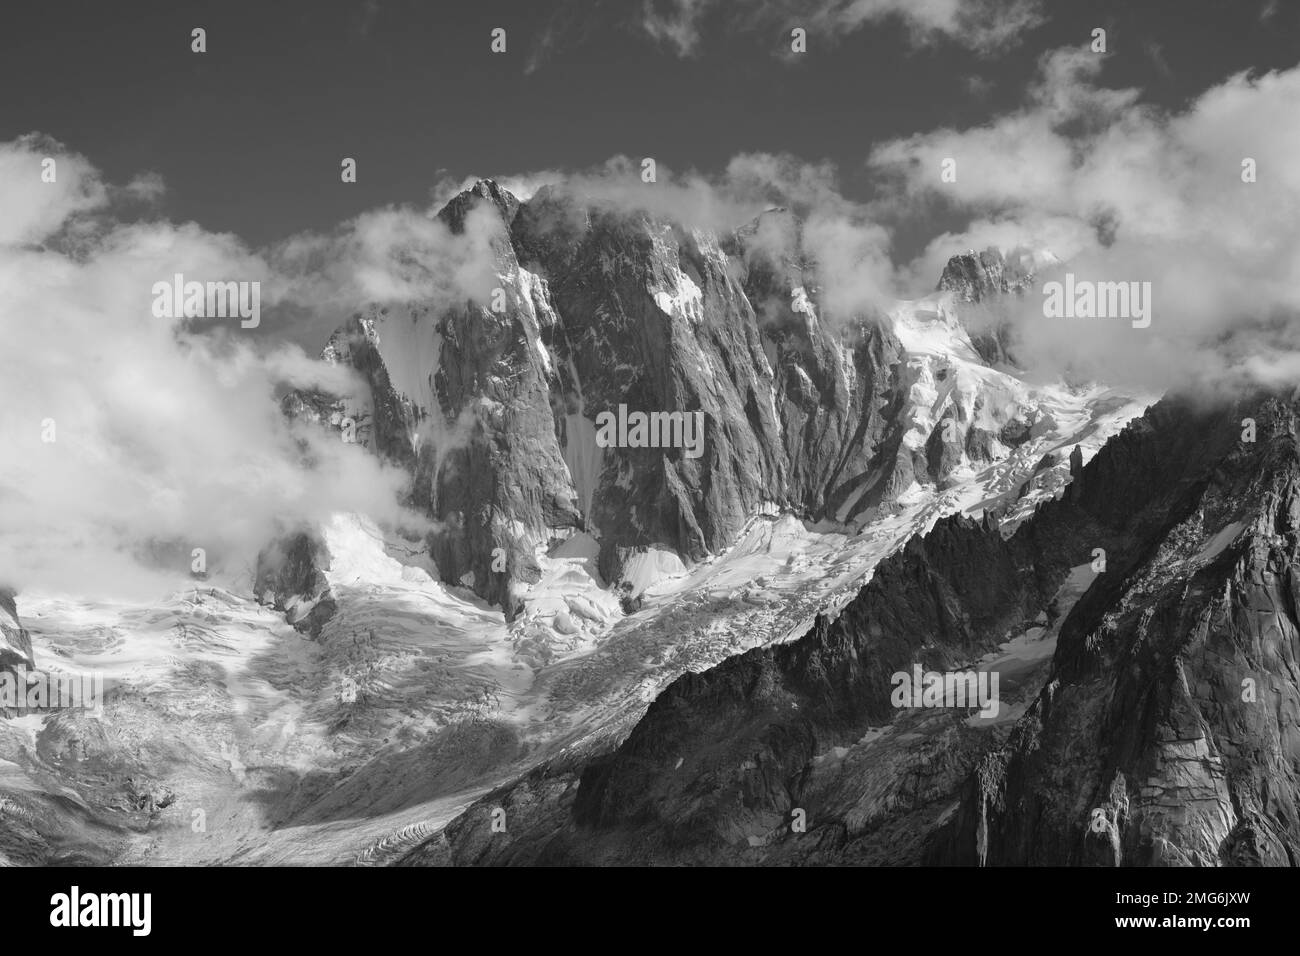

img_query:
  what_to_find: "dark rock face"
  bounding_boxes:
[296,183,962,614]
[0,587,34,671]
[422,189,578,615]
[407,392,1300,866]
[511,197,910,583]
[932,398,1300,866]
[515,199,782,580]
[440,178,521,234]
[926,411,965,483]
[319,319,420,469]
[938,247,1036,367]
[254,530,336,638]
[1,590,37,722]
[938,247,1035,303]
[728,210,912,524]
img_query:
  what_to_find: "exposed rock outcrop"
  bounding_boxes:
[254,530,337,638]
[406,392,1300,866]
[0,588,33,671]
[292,186,1063,618]
[937,247,1037,367]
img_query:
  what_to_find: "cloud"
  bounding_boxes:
[868,49,1300,392]
[527,0,1042,72]
[269,201,507,327]
[353,0,380,39]
[641,0,713,56]
[509,152,860,244]
[8,45,1300,598]
[502,152,901,318]
[637,0,1044,58]
[0,133,107,245]
[0,137,428,599]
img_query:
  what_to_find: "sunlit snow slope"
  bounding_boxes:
[0,293,1153,865]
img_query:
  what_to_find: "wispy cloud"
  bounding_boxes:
[529,0,1043,72]
[869,49,1300,392]
[0,136,430,597]
[7,45,1299,595]
[642,0,1045,56]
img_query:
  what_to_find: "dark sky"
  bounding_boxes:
[2,0,1297,248]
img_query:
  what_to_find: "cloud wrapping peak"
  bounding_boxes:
[0,137,424,598]
[5,47,1299,595]
[870,51,1300,391]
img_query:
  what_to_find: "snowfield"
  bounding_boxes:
[0,294,1155,865]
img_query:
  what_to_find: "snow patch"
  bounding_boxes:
[652,268,704,325]
[622,548,688,598]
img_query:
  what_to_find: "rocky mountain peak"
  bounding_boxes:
[409,389,1300,867]
[437,178,522,234]
[274,194,1136,639]
[0,587,34,672]
[937,246,1037,302]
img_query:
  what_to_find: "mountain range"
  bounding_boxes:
[17,181,1293,869]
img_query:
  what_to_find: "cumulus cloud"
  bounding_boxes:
[502,49,1300,388]
[869,49,1300,392]
[0,134,107,245]
[640,0,1043,57]
[526,0,1041,72]
[0,136,429,599]
[7,46,1299,596]
[505,152,901,319]
[268,201,507,336]
[0,136,902,601]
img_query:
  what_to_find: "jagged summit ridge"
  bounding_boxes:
[406,391,1300,866]
[282,184,1135,627]
[938,246,1038,302]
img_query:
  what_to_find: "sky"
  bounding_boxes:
[2,0,1297,250]
[2,0,1300,596]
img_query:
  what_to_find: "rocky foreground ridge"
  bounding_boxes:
[399,392,1300,866]
[265,181,1063,624]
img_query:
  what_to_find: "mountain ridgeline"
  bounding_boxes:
[399,393,1300,866]
[270,181,1045,621]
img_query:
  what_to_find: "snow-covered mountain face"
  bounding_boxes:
[0,589,33,673]
[279,182,1146,628]
[425,393,1300,868]
[0,181,1155,866]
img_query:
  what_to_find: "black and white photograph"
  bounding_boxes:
[0,0,1295,932]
